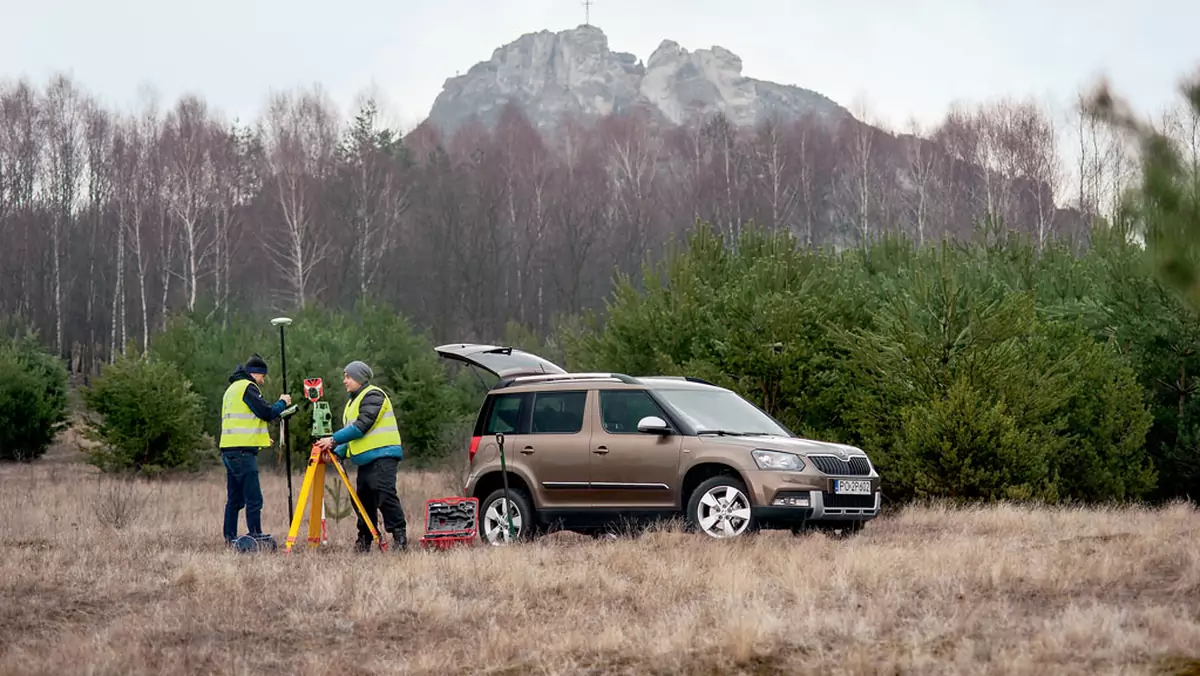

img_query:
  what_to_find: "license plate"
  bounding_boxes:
[834,479,872,495]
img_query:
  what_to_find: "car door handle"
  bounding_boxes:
[521,446,534,455]
[593,446,609,455]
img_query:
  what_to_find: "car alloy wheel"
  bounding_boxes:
[695,483,752,538]
[482,494,524,545]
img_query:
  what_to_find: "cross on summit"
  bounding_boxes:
[582,0,593,26]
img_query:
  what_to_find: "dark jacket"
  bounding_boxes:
[331,385,404,466]
[223,365,287,454]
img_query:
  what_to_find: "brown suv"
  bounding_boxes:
[436,343,882,544]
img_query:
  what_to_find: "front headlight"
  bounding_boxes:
[751,449,805,471]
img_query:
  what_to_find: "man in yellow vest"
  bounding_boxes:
[219,353,292,546]
[315,360,407,551]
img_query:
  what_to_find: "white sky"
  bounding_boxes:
[3,0,1197,148]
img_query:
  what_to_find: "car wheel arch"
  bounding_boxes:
[680,462,751,508]
[471,469,538,508]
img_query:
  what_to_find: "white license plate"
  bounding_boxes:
[834,479,872,495]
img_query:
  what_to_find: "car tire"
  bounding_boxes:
[479,487,534,546]
[686,474,756,539]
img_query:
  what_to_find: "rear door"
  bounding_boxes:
[523,389,594,509]
[587,388,682,509]
[435,343,566,380]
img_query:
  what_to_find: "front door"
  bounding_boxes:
[588,388,681,509]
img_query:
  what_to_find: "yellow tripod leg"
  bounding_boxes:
[328,452,386,551]
[307,462,325,548]
[285,447,321,553]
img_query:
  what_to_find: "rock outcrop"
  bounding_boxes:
[425,25,849,136]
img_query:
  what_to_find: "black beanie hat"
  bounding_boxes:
[245,353,269,375]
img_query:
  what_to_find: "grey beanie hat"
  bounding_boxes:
[344,360,373,384]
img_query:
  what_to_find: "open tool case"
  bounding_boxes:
[419,496,479,550]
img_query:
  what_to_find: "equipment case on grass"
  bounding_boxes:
[419,496,479,550]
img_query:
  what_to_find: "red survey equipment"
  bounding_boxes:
[303,377,324,403]
[419,497,479,550]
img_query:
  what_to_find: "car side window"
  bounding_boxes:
[483,393,524,434]
[530,390,586,434]
[599,390,666,434]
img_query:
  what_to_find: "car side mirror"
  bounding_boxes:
[637,416,670,434]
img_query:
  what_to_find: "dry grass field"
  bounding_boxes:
[3,443,1200,675]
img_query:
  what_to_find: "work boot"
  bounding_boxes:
[391,530,408,552]
[354,537,373,553]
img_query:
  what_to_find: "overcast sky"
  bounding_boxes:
[4,0,1197,138]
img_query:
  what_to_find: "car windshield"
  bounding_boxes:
[652,388,792,437]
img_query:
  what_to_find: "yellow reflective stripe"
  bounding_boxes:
[363,425,399,436]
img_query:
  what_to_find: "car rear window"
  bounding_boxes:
[483,393,523,434]
[531,391,586,434]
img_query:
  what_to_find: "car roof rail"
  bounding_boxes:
[642,375,718,386]
[494,372,639,389]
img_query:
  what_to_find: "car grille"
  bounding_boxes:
[823,492,876,508]
[808,455,871,476]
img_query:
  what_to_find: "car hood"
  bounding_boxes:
[695,434,867,458]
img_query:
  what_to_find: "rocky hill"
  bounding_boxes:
[425,25,851,136]
[416,24,1084,250]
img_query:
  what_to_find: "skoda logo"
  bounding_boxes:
[831,447,847,460]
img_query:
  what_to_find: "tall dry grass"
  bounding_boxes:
[2,455,1200,675]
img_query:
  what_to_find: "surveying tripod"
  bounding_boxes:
[284,377,386,553]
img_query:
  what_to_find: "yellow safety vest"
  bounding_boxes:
[219,379,271,448]
[342,384,402,457]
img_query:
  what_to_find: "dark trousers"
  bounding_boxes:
[222,450,263,542]
[355,457,406,545]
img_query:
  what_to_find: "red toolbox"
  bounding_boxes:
[419,496,479,550]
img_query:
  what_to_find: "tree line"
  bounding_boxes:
[5,73,1195,377]
[1,71,1198,503]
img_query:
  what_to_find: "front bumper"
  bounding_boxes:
[751,489,881,527]
[744,466,882,528]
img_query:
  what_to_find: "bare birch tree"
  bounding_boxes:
[1073,91,1138,222]
[1009,100,1063,248]
[834,97,880,246]
[788,115,825,246]
[0,82,41,318]
[751,116,798,234]
[605,111,662,276]
[40,74,88,355]
[82,104,113,371]
[900,118,944,246]
[261,87,339,307]
[109,119,135,358]
[162,95,216,313]
[208,122,258,323]
[128,92,161,352]
[340,98,409,301]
